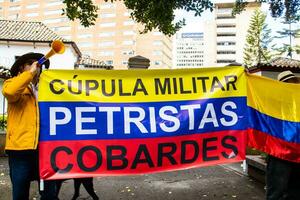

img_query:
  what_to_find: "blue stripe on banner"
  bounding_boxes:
[39,97,247,141]
[248,107,300,144]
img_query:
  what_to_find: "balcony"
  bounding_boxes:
[216,36,236,42]
[217,27,236,34]
[216,53,237,61]
[216,18,236,26]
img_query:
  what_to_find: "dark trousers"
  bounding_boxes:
[7,150,59,200]
[266,155,300,200]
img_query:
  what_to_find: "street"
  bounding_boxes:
[0,157,265,200]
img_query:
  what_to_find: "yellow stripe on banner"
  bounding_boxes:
[247,73,300,122]
[39,66,246,103]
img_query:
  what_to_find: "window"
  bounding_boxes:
[217,33,236,37]
[44,18,64,24]
[46,1,63,7]
[8,14,19,20]
[44,9,62,15]
[61,35,71,40]
[123,20,134,26]
[100,3,116,9]
[78,34,93,39]
[122,50,134,55]
[122,40,134,45]
[100,22,116,27]
[100,13,116,18]
[122,61,128,65]
[124,12,130,16]
[123,30,135,35]
[217,60,235,63]
[217,41,236,46]
[78,42,93,48]
[99,32,115,37]
[99,51,114,56]
[26,3,39,9]
[154,61,161,65]
[217,25,236,28]
[52,26,71,31]
[217,51,236,54]
[153,40,163,46]
[216,16,235,19]
[9,5,20,11]
[153,50,162,56]
[153,31,163,36]
[106,60,113,65]
[26,13,38,17]
[99,41,115,47]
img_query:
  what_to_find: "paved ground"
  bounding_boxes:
[0,157,265,200]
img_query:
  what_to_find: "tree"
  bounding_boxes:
[243,9,273,68]
[62,0,300,36]
[274,22,300,58]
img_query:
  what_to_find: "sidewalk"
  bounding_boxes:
[0,157,265,200]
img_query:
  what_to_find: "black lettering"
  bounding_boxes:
[179,78,192,94]
[192,77,197,93]
[203,137,219,161]
[68,80,82,94]
[131,144,154,169]
[101,79,115,96]
[221,135,238,159]
[50,146,73,173]
[181,140,199,164]
[157,143,177,166]
[225,75,237,91]
[210,77,225,92]
[77,146,102,172]
[107,145,128,170]
[173,77,178,94]
[154,78,171,95]
[85,80,99,96]
[132,79,148,95]
[49,79,64,94]
[119,79,131,96]
[197,77,209,93]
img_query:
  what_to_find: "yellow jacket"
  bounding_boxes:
[2,71,39,150]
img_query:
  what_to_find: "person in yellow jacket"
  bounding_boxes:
[2,53,58,200]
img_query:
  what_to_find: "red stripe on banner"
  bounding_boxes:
[39,130,246,180]
[248,129,300,163]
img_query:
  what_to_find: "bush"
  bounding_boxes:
[0,115,7,131]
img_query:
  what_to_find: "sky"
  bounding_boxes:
[174,1,300,43]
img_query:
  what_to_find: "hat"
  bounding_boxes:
[277,70,296,82]
[10,52,50,77]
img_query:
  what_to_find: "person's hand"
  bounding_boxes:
[29,61,40,76]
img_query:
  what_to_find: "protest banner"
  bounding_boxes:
[38,67,247,180]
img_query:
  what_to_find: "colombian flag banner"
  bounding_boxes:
[247,74,300,163]
[38,67,247,180]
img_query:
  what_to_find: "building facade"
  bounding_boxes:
[203,1,261,66]
[0,0,172,69]
[174,32,204,68]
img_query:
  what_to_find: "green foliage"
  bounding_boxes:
[274,23,300,58]
[62,0,213,36]
[62,0,300,36]
[233,0,300,23]
[62,0,98,27]
[0,115,7,131]
[243,9,273,68]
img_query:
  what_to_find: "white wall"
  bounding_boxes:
[0,41,78,70]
